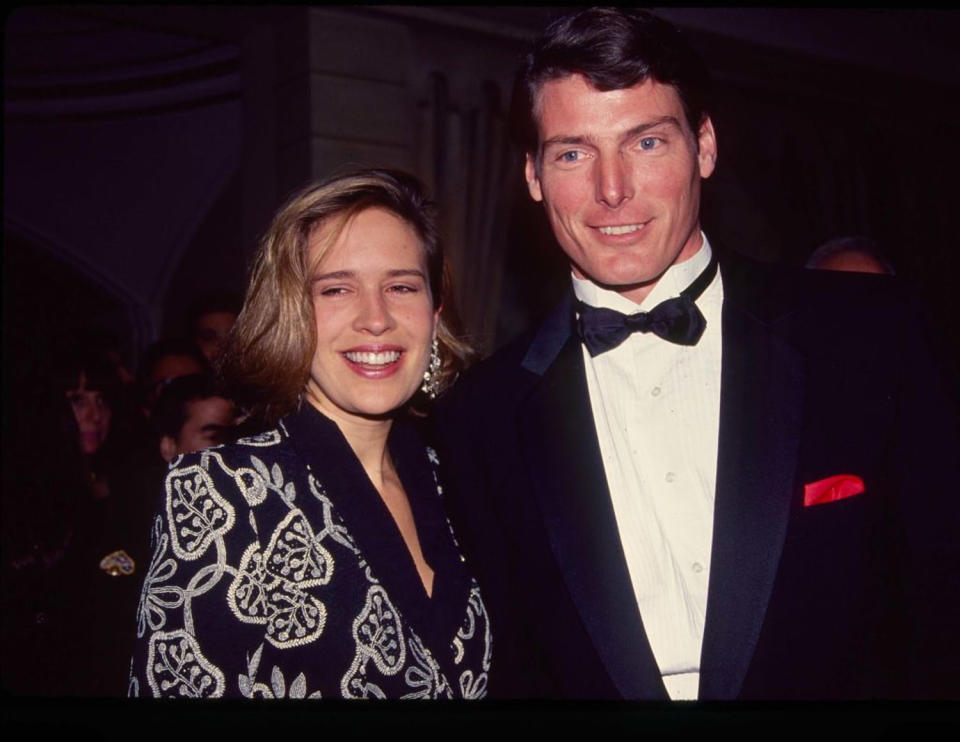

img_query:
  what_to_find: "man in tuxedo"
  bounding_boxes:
[435,7,959,699]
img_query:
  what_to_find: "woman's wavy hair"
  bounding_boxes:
[220,168,474,425]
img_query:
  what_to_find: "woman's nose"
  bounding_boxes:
[354,291,395,335]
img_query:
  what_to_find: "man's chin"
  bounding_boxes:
[574,262,667,293]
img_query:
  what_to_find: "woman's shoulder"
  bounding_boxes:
[162,421,302,510]
[167,421,293,472]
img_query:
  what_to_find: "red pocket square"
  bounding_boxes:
[803,474,865,507]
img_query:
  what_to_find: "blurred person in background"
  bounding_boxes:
[186,291,241,366]
[135,337,210,418]
[806,235,895,275]
[152,372,238,462]
[2,337,153,695]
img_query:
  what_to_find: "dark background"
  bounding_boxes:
[6,5,960,374]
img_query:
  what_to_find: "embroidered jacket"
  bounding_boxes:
[129,405,491,699]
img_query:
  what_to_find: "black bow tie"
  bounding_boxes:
[576,253,719,357]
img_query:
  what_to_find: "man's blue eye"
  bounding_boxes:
[559,151,580,162]
[639,137,659,150]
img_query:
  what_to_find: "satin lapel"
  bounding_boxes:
[699,265,805,699]
[518,322,669,700]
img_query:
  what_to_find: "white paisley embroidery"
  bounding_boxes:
[264,510,332,587]
[165,462,235,561]
[236,430,282,447]
[227,510,331,648]
[234,467,268,507]
[340,584,407,698]
[132,420,494,700]
[307,472,356,553]
[137,516,184,638]
[238,643,322,699]
[353,584,405,674]
[458,669,487,699]
[249,455,297,504]
[460,584,492,673]
[146,630,225,698]
[402,633,452,699]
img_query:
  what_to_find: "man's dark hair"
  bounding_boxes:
[137,338,209,385]
[152,372,223,440]
[135,337,211,407]
[186,290,242,330]
[516,7,711,155]
[806,235,896,275]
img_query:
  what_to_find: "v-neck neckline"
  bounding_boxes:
[281,403,471,651]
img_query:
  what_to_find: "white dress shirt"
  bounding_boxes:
[572,236,723,700]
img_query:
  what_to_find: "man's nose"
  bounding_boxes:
[354,291,395,334]
[596,153,633,208]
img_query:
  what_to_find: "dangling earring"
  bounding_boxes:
[421,337,442,399]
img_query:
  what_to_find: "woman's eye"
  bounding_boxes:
[319,286,347,297]
[388,284,418,294]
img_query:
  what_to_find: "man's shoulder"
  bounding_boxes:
[719,249,941,378]
[720,249,907,323]
[450,297,574,395]
[437,302,573,427]
[439,332,536,416]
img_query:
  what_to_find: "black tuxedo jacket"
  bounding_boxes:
[434,251,959,699]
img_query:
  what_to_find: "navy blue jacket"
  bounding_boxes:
[435,251,959,699]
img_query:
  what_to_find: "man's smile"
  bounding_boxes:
[595,222,649,236]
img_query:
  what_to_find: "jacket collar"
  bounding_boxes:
[516,248,806,699]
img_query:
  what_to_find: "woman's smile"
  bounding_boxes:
[304,206,439,425]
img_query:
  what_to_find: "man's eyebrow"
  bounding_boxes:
[622,116,682,139]
[541,134,592,149]
[540,116,683,151]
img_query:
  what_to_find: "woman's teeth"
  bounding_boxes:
[344,350,401,365]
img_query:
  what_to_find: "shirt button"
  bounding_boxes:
[665,472,676,483]
[651,386,661,397]
[692,562,704,574]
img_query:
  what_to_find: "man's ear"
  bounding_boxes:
[697,116,717,179]
[159,435,178,463]
[525,152,544,202]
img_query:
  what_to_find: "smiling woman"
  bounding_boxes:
[304,207,439,426]
[222,170,470,425]
[127,170,490,699]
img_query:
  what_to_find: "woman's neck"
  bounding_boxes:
[304,396,395,491]
[337,415,395,492]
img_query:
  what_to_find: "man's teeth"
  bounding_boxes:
[344,350,401,365]
[598,224,643,235]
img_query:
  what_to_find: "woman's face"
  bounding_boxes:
[304,207,439,427]
[66,372,112,455]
